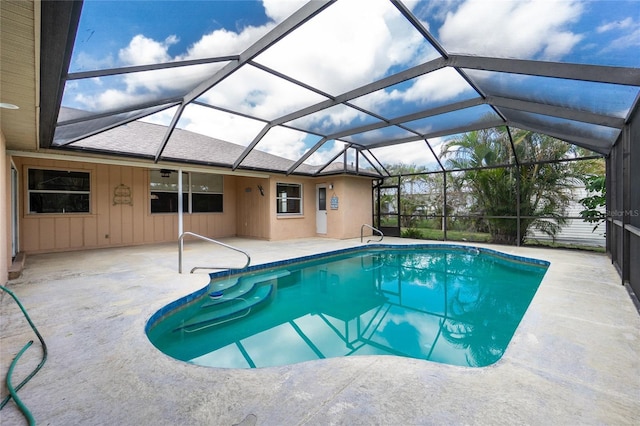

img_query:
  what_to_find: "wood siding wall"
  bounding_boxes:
[236,176,270,239]
[13,157,237,253]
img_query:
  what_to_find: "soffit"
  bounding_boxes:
[0,0,38,150]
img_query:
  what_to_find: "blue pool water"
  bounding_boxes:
[146,245,548,368]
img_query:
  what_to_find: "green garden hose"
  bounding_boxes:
[6,340,36,425]
[0,284,48,424]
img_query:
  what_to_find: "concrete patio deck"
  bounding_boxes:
[1,237,638,425]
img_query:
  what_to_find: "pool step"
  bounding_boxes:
[203,270,290,308]
[174,284,274,333]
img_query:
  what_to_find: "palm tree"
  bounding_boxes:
[440,128,582,245]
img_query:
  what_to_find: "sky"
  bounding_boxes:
[64,0,640,169]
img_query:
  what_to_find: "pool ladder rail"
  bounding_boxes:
[178,231,251,273]
[361,224,384,243]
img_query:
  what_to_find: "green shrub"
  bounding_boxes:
[401,228,423,239]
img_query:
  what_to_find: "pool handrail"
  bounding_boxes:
[178,232,251,274]
[361,224,384,243]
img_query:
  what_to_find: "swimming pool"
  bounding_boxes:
[146,244,549,368]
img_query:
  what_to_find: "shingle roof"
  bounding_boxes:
[69,114,379,177]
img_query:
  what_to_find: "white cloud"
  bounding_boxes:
[597,17,634,33]
[369,140,442,169]
[139,106,179,127]
[438,0,584,60]
[179,25,273,59]
[305,140,348,166]
[262,0,307,23]
[597,17,640,52]
[75,88,155,111]
[400,67,471,105]
[255,126,309,160]
[350,67,473,119]
[198,65,326,121]
[119,34,176,65]
[179,105,266,147]
[607,26,640,50]
[253,0,427,94]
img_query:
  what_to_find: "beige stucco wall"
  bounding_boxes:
[268,175,373,241]
[325,176,374,240]
[13,157,238,253]
[268,176,318,241]
[1,131,8,283]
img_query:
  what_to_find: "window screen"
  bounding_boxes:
[28,169,90,213]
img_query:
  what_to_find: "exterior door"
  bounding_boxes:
[375,182,401,237]
[316,185,327,234]
[11,166,19,258]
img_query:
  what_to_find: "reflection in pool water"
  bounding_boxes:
[147,245,548,368]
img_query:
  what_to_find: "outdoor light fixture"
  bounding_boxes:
[0,103,19,109]
[257,185,264,196]
[160,169,172,178]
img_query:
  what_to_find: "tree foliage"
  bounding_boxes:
[381,164,444,228]
[439,128,586,245]
[579,175,606,233]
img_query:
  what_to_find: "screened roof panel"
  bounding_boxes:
[512,131,604,165]
[503,108,621,153]
[41,0,640,175]
[68,119,167,157]
[285,104,382,135]
[53,104,178,146]
[61,63,227,116]
[252,0,443,95]
[241,126,321,166]
[304,140,349,167]
[465,69,639,119]
[414,0,640,67]
[176,103,266,147]
[341,125,418,147]
[69,1,285,73]
[368,140,443,172]
[401,105,502,137]
[195,64,328,121]
[349,67,479,119]
[357,151,385,176]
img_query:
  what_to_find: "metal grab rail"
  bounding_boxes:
[178,232,251,273]
[361,224,384,243]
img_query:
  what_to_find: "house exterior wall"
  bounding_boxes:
[325,176,373,240]
[1,131,9,283]
[12,156,237,253]
[10,155,375,254]
[236,176,270,240]
[269,176,317,240]
[267,175,373,241]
